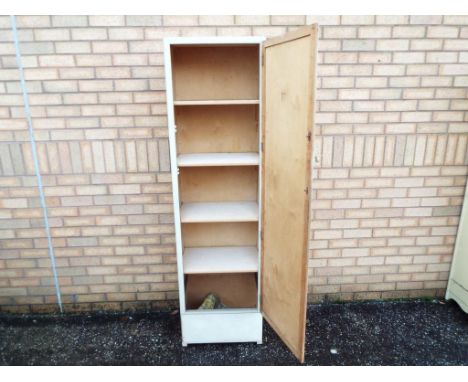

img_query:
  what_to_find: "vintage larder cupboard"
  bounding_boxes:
[163,25,317,362]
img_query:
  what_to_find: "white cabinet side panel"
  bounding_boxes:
[257,43,264,309]
[164,39,186,312]
[446,180,468,313]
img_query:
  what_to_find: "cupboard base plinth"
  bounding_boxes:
[446,281,468,314]
[181,311,262,344]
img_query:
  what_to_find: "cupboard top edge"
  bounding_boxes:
[163,36,265,46]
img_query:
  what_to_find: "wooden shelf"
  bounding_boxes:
[180,201,259,223]
[178,153,259,167]
[183,246,258,274]
[174,100,260,106]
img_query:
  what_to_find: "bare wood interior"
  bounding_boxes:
[261,26,317,363]
[171,45,259,101]
[182,222,258,247]
[179,166,258,203]
[175,105,259,154]
[185,273,258,309]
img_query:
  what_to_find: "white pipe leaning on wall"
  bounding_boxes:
[10,15,63,313]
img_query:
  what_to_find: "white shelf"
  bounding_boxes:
[174,99,260,106]
[180,201,259,223]
[183,246,258,274]
[178,153,259,167]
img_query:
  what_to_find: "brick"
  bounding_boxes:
[20,42,55,55]
[126,16,163,26]
[67,237,98,247]
[376,16,409,24]
[34,28,70,41]
[393,52,425,64]
[323,52,358,64]
[78,80,113,92]
[374,64,405,76]
[59,67,94,79]
[323,27,356,39]
[216,27,252,36]
[17,16,50,27]
[440,64,468,75]
[392,26,425,38]
[52,16,88,27]
[109,184,141,194]
[343,40,375,51]
[72,28,107,40]
[235,15,269,25]
[341,16,375,25]
[39,55,75,67]
[89,16,125,26]
[410,16,442,25]
[444,15,468,24]
[108,28,144,40]
[252,27,287,38]
[1,198,28,208]
[427,26,459,38]
[198,15,234,25]
[163,15,198,26]
[75,55,112,66]
[96,67,131,79]
[358,26,391,38]
[271,15,305,25]
[376,39,409,51]
[61,196,93,207]
[92,41,128,53]
[445,39,468,50]
[432,206,461,216]
[410,39,443,50]
[306,16,340,25]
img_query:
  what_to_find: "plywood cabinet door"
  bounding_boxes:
[261,25,317,363]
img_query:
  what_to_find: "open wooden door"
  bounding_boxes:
[261,25,317,363]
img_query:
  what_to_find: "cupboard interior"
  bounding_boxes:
[179,166,258,203]
[182,222,258,247]
[174,43,261,312]
[175,105,259,154]
[185,273,258,309]
[171,45,259,101]
[182,222,259,310]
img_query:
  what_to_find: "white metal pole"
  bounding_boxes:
[10,15,63,313]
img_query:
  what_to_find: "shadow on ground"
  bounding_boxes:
[0,300,467,365]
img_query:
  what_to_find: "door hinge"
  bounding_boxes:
[304,187,309,195]
[261,142,264,152]
[260,230,263,241]
[307,131,311,142]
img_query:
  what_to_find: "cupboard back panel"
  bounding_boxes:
[185,273,257,309]
[171,45,259,100]
[182,222,258,247]
[179,166,258,203]
[175,105,259,154]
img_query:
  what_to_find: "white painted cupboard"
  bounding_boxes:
[163,26,317,362]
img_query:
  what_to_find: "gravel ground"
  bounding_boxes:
[0,299,467,365]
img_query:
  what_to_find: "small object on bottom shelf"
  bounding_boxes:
[198,292,227,309]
